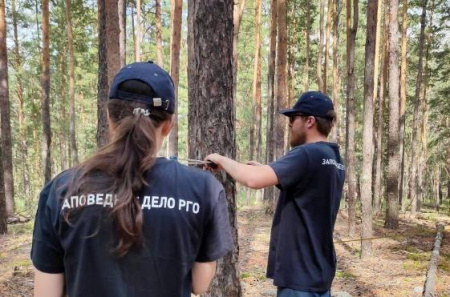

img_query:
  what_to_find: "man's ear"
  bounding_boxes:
[161,115,174,136]
[306,116,316,129]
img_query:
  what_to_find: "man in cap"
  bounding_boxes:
[206,91,345,297]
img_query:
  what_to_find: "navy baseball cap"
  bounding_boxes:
[109,61,176,114]
[279,91,334,119]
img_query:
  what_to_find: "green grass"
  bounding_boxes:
[335,269,356,279]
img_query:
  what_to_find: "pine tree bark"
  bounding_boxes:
[324,0,332,93]
[408,0,427,216]
[385,0,401,229]
[187,1,241,295]
[118,0,126,67]
[134,0,142,62]
[374,4,388,215]
[65,0,79,166]
[264,0,278,208]
[0,0,14,217]
[399,0,408,210]
[360,0,378,258]
[12,0,30,197]
[0,140,6,234]
[97,0,122,147]
[331,0,340,142]
[303,1,310,91]
[168,0,183,157]
[41,0,52,185]
[156,0,163,67]
[345,0,358,237]
[317,0,325,92]
[232,0,246,99]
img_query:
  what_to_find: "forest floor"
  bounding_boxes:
[0,202,450,297]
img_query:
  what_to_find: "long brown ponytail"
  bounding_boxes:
[65,98,171,257]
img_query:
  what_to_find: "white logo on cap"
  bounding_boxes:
[153,98,162,107]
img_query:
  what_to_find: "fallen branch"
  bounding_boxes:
[7,217,31,225]
[423,222,445,297]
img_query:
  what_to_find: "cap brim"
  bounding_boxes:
[279,108,298,116]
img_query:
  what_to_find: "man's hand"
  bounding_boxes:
[205,153,224,171]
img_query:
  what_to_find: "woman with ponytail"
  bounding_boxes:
[31,62,232,297]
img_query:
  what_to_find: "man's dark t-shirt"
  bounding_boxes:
[31,157,232,297]
[268,142,345,293]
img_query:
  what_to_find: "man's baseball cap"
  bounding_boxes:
[109,61,176,114]
[279,91,334,119]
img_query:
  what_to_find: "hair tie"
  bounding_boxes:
[133,108,150,117]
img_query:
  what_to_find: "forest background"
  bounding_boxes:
[0,0,450,296]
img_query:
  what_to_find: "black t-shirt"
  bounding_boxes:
[31,157,232,297]
[268,142,345,293]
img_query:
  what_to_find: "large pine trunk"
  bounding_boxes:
[97,0,122,147]
[65,0,79,166]
[360,0,378,258]
[385,0,401,229]
[0,140,7,234]
[41,0,52,186]
[168,0,183,157]
[408,0,427,215]
[0,0,14,217]
[187,1,241,296]
[345,0,358,237]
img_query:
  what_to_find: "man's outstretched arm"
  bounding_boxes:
[205,154,278,189]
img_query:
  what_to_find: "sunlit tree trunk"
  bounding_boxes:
[360,0,378,258]
[12,0,30,196]
[385,0,401,229]
[41,0,52,185]
[156,0,163,67]
[168,0,183,157]
[303,1,310,91]
[399,0,408,211]
[317,0,325,92]
[188,1,241,295]
[324,0,332,93]
[408,0,427,215]
[232,0,246,100]
[345,0,358,237]
[65,0,79,166]
[331,0,340,142]
[134,0,142,61]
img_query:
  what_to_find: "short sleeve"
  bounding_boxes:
[31,181,65,273]
[269,146,310,190]
[196,187,233,262]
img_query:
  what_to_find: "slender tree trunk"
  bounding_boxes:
[303,1,310,91]
[317,0,325,92]
[385,0,401,229]
[399,0,408,210]
[0,140,6,234]
[168,0,183,157]
[0,0,14,217]
[360,0,378,258]
[155,0,163,67]
[135,0,142,61]
[119,0,126,67]
[65,0,79,166]
[408,0,427,215]
[250,0,262,163]
[324,0,332,93]
[12,0,30,196]
[374,5,388,215]
[264,0,278,208]
[345,0,358,237]
[59,50,69,171]
[97,0,122,147]
[41,0,52,185]
[232,0,246,99]
[332,0,340,142]
[188,1,241,295]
